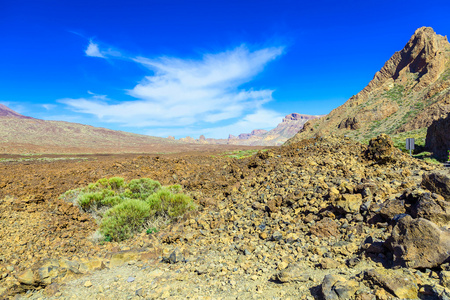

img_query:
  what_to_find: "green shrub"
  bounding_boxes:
[60,177,195,242]
[146,227,158,234]
[146,188,195,217]
[101,195,124,206]
[166,193,196,217]
[77,189,115,210]
[100,199,151,241]
[108,177,125,190]
[127,178,161,199]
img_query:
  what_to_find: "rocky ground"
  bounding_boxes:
[1,134,450,299]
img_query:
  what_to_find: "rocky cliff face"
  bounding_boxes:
[180,113,320,146]
[234,129,268,140]
[288,27,450,144]
[267,113,320,140]
[426,113,450,160]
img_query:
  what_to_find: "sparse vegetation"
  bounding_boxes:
[60,177,196,241]
[389,128,427,153]
[441,68,450,81]
[215,149,268,159]
[360,128,444,164]
[383,84,405,104]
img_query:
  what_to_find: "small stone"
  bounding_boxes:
[321,274,359,300]
[364,268,418,299]
[127,276,135,282]
[276,263,310,283]
[161,290,170,298]
[335,194,363,213]
[441,271,450,288]
[310,217,339,238]
[135,288,145,297]
[320,258,340,269]
[278,261,289,270]
[272,231,283,241]
[17,269,35,285]
[44,283,60,297]
[168,248,184,264]
[84,280,93,288]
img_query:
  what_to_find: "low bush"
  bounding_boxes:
[60,177,195,242]
[101,199,151,241]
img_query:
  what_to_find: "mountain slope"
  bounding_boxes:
[0,104,33,119]
[288,27,450,144]
[0,104,186,154]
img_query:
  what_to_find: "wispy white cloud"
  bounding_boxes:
[42,104,56,110]
[62,44,285,138]
[85,40,105,58]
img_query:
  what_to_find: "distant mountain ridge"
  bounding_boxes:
[0,104,186,154]
[287,26,450,144]
[0,104,33,119]
[180,113,321,146]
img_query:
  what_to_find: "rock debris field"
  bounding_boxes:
[1,134,450,299]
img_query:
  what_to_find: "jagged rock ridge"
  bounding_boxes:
[181,113,320,146]
[288,27,450,144]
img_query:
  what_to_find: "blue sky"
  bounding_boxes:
[1,0,450,139]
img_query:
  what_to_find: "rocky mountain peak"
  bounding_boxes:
[282,113,318,122]
[288,26,450,144]
[357,26,449,101]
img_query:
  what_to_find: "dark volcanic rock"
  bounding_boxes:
[310,218,339,238]
[365,134,398,164]
[338,117,359,130]
[386,215,450,268]
[426,113,450,160]
[321,274,359,300]
[422,172,450,201]
[410,192,450,227]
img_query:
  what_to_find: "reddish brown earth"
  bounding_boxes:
[0,146,267,258]
[0,149,260,292]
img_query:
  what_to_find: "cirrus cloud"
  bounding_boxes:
[85,40,105,58]
[62,43,285,138]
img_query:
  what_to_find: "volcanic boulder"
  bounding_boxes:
[386,215,450,269]
[422,171,450,201]
[426,113,450,161]
[365,134,398,164]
